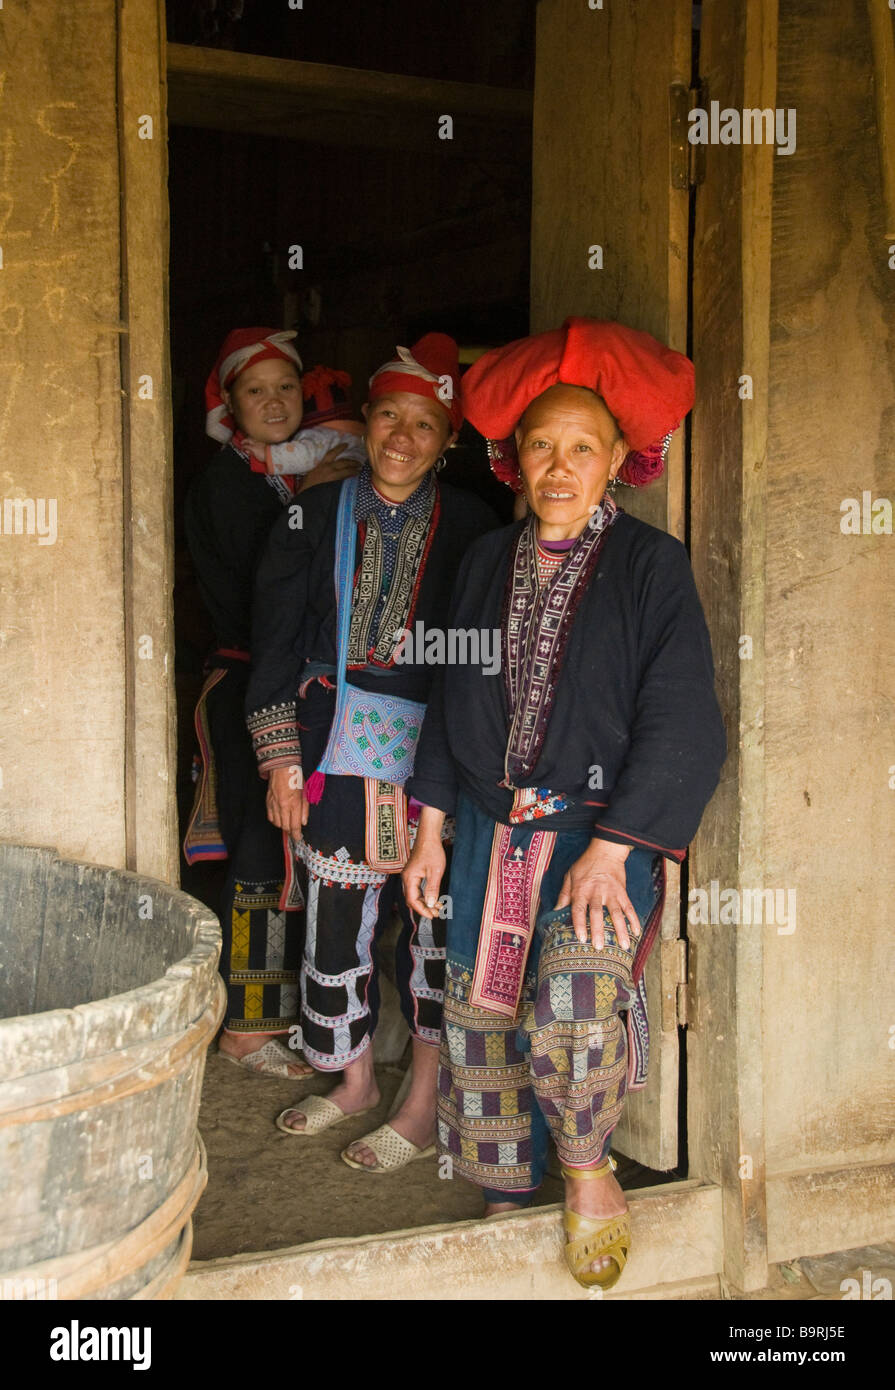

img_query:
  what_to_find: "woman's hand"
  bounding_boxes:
[554,839,640,951]
[300,442,364,491]
[402,807,447,918]
[265,765,308,840]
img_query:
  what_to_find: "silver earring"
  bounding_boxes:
[434,455,446,472]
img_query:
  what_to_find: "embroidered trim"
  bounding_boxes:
[468,824,556,1019]
[501,500,619,788]
[364,779,412,872]
[347,465,439,666]
[296,840,388,887]
[508,786,569,823]
[247,701,302,771]
[183,667,229,863]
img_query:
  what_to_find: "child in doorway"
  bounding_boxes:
[246,365,367,483]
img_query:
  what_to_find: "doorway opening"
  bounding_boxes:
[165,0,686,1262]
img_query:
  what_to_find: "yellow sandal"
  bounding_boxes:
[561,1159,630,1292]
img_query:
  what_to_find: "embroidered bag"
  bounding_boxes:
[309,474,426,786]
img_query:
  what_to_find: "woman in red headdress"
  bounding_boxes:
[402,318,727,1289]
[246,333,499,1170]
[184,328,362,1081]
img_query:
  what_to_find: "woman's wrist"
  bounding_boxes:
[590,836,632,861]
[413,805,446,843]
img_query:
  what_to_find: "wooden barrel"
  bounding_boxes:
[0,844,225,1300]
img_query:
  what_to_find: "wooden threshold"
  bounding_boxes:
[176,1179,722,1300]
[166,44,532,160]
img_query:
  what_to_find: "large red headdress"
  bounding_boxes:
[461,317,694,489]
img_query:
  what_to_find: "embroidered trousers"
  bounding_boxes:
[437,792,664,1197]
[294,770,448,1070]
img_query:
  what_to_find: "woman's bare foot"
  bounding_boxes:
[218,1029,313,1079]
[564,1165,628,1277]
[343,1036,438,1168]
[279,1049,380,1133]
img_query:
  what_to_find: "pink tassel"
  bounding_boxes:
[305,769,326,804]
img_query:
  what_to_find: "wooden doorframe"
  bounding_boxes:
[687,0,778,1292]
[118,0,178,882]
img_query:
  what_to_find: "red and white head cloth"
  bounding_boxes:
[461,317,694,490]
[204,327,303,444]
[367,332,464,433]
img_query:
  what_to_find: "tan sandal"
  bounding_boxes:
[276,1095,372,1136]
[220,1038,314,1080]
[340,1122,435,1172]
[561,1159,630,1292]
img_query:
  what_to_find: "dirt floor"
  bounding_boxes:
[192,1048,673,1261]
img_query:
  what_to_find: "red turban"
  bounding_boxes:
[368,332,463,433]
[462,317,694,489]
[205,327,303,443]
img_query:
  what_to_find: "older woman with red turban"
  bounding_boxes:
[246,333,498,1170]
[403,318,726,1289]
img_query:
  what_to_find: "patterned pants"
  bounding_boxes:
[294,771,448,1070]
[198,664,299,1033]
[437,793,663,1197]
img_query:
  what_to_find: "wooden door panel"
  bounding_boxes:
[531,0,692,1168]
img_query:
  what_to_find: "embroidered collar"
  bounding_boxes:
[347,464,439,667]
[500,496,620,787]
[355,463,435,530]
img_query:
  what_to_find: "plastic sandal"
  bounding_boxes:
[561,1158,630,1292]
[219,1038,314,1079]
[340,1122,436,1172]
[276,1095,372,1136]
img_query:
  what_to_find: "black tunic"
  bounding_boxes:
[246,477,500,773]
[184,444,287,650]
[407,512,727,862]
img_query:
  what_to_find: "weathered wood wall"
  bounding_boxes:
[762,0,895,1187]
[689,0,895,1279]
[0,0,176,879]
[0,1,127,866]
[688,0,772,1292]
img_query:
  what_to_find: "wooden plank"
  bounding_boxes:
[32,861,114,1015]
[0,1,128,870]
[767,1163,895,1265]
[530,0,691,1173]
[177,1179,722,1301]
[760,0,895,1182]
[614,863,682,1167]
[0,845,55,1020]
[687,0,778,1294]
[531,0,691,537]
[868,0,895,240]
[166,43,532,162]
[118,0,178,881]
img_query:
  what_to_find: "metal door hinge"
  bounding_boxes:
[675,937,689,1026]
[670,82,706,189]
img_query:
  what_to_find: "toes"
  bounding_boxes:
[348,1144,377,1167]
